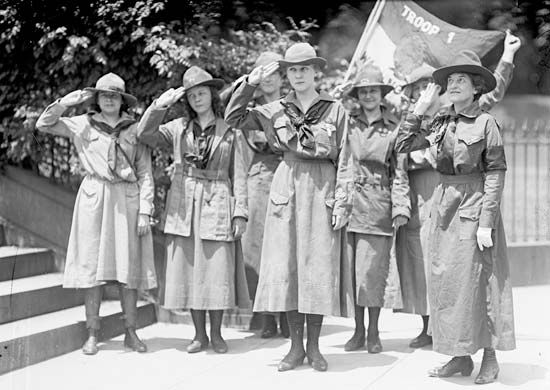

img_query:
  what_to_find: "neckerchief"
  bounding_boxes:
[183,120,216,169]
[281,100,333,149]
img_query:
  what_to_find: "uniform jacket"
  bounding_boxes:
[35,101,154,215]
[347,106,410,235]
[224,81,354,220]
[137,102,248,241]
[396,102,507,229]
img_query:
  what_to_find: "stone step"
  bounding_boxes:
[0,273,84,324]
[0,300,156,375]
[0,247,55,282]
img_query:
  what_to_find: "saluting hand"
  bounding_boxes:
[232,217,247,239]
[413,83,440,116]
[137,214,151,236]
[59,90,94,107]
[156,86,186,108]
[248,61,280,86]
[331,81,354,99]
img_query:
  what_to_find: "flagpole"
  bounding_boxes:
[343,0,386,83]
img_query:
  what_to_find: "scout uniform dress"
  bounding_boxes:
[137,105,250,310]
[225,82,355,318]
[396,59,515,317]
[396,102,516,356]
[347,106,410,307]
[36,103,157,290]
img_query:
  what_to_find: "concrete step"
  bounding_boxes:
[0,273,84,324]
[0,247,55,282]
[0,300,156,375]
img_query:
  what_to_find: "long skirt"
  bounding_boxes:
[428,174,515,356]
[163,181,249,310]
[240,153,280,299]
[348,233,392,308]
[63,176,157,290]
[253,158,354,317]
[395,168,440,315]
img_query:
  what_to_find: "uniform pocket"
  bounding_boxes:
[269,192,290,220]
[458,207,480,240]
[80,178,97,197]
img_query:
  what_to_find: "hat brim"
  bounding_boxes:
[84,87,138,107]
[183,79,225,93]
[347,84,394,99]
[278,57,327,70]
[402,75,434,89]
[433,64,496,94]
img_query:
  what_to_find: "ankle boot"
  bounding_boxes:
[475,348,499,384]
[429,356,474,377]
[345,305,365,351]
[82,328,99,355]
[261,313,278,338]
[278,310,306,372]
[306,314,327,372]
[209,310,228,353]
[188,309,209,353]
[124,327,147,353]
[119,287,147,352]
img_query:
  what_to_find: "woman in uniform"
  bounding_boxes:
[36,73,157,355]
[225,42,354,372]
[137,66,250,354]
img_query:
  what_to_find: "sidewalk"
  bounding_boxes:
[1,286,548,390]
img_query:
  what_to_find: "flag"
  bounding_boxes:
[344,0,505,87]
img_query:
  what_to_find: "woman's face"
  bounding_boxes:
[286,64,316,93]
[411,78,432,102]
[447,72,475,105]
[97,92,122,115]
[187,85,212,116]
[259,71,282,96]
[357,86,382,111]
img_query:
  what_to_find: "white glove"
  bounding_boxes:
[476,227,493,251]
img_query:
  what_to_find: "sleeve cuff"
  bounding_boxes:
[139,202,154,216]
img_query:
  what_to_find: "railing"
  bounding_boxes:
[501,118,550,243]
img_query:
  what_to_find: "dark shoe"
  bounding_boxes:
[307,352,328,372]
[367,334,382,354]
[277,351,306,372]
[261,314,278,338]
[409,333,432,348]
[344,332,365,351]
[211,336,228,354]
[187,338,209,353]
[429,356,474,377]
[279,313,290,338]
[475,349,499,384]
[124,328,147,353]
[82,335,98,355]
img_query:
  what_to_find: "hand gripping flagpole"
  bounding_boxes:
[342,0,386,84]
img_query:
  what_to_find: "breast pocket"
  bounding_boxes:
[455,127,485,169]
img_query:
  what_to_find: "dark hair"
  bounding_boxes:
[183,86,224,119]
[89,92,129,115]
[469,73,489,101]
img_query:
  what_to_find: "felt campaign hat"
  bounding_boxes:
[347,65,394,99]
[278,43,327,69]
[433,50,496,93]
[254,51,283,68]
[84,73,137,107]
[182,66,224,93]
[403,63,436,88]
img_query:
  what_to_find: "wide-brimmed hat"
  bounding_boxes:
[278,43,327,69]
[433,50,496,93]
[347,65,394,99]
[182,66,224,93]
[254,51,283,68]
[403,64,436,88]
[84,73,137,107]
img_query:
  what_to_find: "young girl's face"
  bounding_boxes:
[187,86,212,116]
[97,92,122,115]
[357,86,382,111]
[286,64,316,93]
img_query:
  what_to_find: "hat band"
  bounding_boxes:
[97,85,125,93]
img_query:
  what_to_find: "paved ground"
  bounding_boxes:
[1,285,548,390]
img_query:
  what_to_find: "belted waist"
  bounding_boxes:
[283,152,333,164]
[85,174,133,185]
[354,174,390,187]
[175,165,229,181]
[440,172,483,184]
